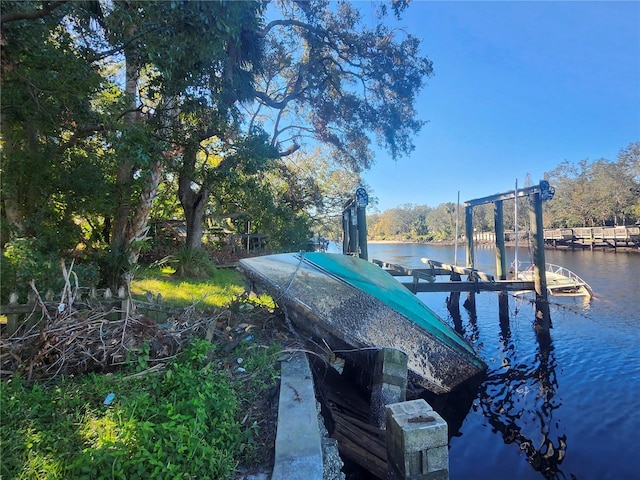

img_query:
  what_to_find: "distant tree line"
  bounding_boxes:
[367,142,640,242]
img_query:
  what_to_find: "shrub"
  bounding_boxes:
[173,246,217,278]
[1,238,99,303]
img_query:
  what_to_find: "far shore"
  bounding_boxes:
[366,239,516,246]
[363,239,639,253]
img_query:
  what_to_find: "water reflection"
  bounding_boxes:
[368,243,639,479]
[442,291,571,479]
[478,319,570,479]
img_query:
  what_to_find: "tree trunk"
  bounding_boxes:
[178,145,210,251]
[110,17,138,258]
[184,194,207,250]
[106,13,142,291]
[125,160,164,264]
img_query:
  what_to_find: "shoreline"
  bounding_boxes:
[365,239,639,253]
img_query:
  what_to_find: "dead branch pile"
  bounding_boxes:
[0,299,238,382]
[0,260,239,382]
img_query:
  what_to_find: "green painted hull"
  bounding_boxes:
[239,252,486,394]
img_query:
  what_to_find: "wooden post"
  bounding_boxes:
[494,201,510,323]
[464,205,476,313]
[355,187,369,260]
[357,205,368,260]
[349,207,358,255]
[447,272,463,333]
[342,210,350,255]
[6,292,20,335]
[494,201,506,280]
[529,192,551,333]
[465,205,474,269]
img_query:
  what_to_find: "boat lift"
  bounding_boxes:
[342,182,568,336]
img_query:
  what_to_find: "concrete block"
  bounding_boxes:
[373,348,409,390]
[386,399,449,479]
[271,352,323,480]
[425,445,448,471]
[388,463,448,480]
[371,348,408,428]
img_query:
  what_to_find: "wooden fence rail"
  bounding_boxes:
[1,287,180,335]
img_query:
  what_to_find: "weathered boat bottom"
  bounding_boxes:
[239,253,486,395]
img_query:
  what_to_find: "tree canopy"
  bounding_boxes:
[250,0,432,170]
[1,0,432,288]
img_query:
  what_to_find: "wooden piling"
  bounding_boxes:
[494,201,507,280]
[342,187,369,259]
[529,192,551,332]
[342,210,350,255]
[494,201,510,322]
[349,207,358,254]
[355,187,369,260]
[357,204,368,261]
[464,206,477,313]
[447,272,463,333]
[465,205,474,270]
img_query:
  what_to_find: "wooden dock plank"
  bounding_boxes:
[421,258,495,282]
[373,257,533,293]
[372,260,438,281]
[398,280,535,293]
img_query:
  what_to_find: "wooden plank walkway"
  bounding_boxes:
[544,226,640,248]
[373,259,535,294]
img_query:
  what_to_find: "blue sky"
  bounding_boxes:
[361,0,640,212]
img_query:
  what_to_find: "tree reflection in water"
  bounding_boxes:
[481,323,569,479]
[444,298,570,479]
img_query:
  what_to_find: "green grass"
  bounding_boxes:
[0,339,281,479]
[1,268,282,479]
[130,266,246,308]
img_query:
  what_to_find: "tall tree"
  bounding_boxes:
[176,0,433,253]
[589,158,637,226]
[166,1,271,253]
[247,0,433,170]
[1,1,111,250]
[426,202,456,241]
[1,1,271,279]
[99,1,267,267]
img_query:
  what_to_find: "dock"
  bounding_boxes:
[543,226,640,250]
[373,259,535,294]
[343,182,559,336]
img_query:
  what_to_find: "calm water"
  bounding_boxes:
[334,243,640,480]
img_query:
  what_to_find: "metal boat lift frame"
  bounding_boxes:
[463,181,555,335]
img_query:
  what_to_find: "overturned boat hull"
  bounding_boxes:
[239,252,486,394]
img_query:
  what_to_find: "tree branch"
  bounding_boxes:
[261,18,324,38]
[279,143,300,157]
[60,124,105,149]
[1,1,66,24]
[255,89,299,110]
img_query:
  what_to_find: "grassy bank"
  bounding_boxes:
[1,267,282,479]
[129,266,249,308]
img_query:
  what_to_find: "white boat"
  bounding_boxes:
[516,263,593,298]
